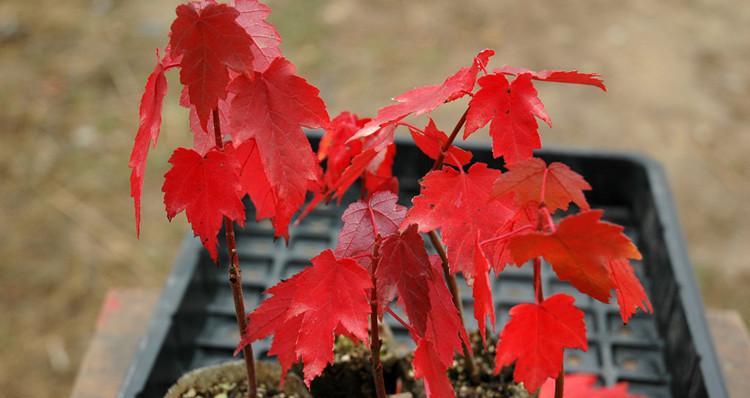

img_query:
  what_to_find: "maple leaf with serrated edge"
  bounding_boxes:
[162,146,246,261]
[240,250,372,386]
[409,118,473,167]
[130,58,167,236]
[498,65,607,91]
[228,57,327,239]
[492,157,591,211]
[404,163,514,276]
[464,73,550,163]
[351,49,494,140]
[485,203,539,273]
[335,191,407,264]
[232,0,282,72]
[539,373,644,398]
[169,2,255,130]
[509,210,642,302]
[608,259,653,323]
[495,293,588,393]
[377,225,433,335]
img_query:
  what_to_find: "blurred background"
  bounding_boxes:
[1,0,748,396]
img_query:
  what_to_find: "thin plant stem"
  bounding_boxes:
[212,109,257,396]
[423,108,478,379]
[369,242,388,398]
[555,368,565,398]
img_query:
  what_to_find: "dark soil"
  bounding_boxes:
[177,380,302,398]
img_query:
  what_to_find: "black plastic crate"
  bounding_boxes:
[119,136,728,398]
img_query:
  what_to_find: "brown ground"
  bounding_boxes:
[0,1,748,397]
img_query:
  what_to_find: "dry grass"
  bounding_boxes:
[0,0,748,396]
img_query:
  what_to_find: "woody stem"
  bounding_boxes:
[370,243,388,398]
[212,109,257,396]
[425,108,478,380]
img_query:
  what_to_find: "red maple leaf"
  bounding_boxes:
[484,203,539,273]
[413,337,456,398]
[608,259,653,323]
[169,2,255,130]
[492,157,591,212]
[162,147,246,260]
[241,250,372,386]
[129,58,168,236]
[227,139,275,221]
[352,49,494,140]
[377,225,433,335]
[498,65,607,91]
[232,0,282,72]
[228,57,328,238]
[539,373,644,398]
[472,236,495,342]
[408,119,472,167]
[335,191,407,263]
[319,112,369,185]
[495,293,588,393]
[404,163,514,276]
[464,73,550,163]
[508,210,642,302]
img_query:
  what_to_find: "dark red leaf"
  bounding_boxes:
[377,225,433,335]
[129,58,168,236]
[495,293,588,392]
[162,147,246,260]
[169,2,255,130]
[228,139,275,221]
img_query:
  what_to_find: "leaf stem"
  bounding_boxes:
[212,109,257,396]
[431,109,468,171]
[369,242,388,398]
[555,368,565,398]
[479,224,534,246]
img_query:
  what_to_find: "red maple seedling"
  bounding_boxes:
[130,1,652,397]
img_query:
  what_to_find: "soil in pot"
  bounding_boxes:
[308,336,407,398]
[404,331,531,398]
[165,360,310,398]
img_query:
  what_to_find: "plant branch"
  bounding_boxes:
[212,109,257,396]
[555,368,565,398]
[431,109,468,171]
[369,242,388,398]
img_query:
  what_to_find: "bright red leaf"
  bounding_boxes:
[608,259,653,323]
[377,225,433,335]
[495,293,588,393]
[413,337,456,398]
[228,139,275,222]
[484,203,539,273]
[539,373,644,398]
[472,236,495,342]
[241,250,372,386]
[409,119,472,167]
[492,157,591,211]
[228,57,328,238]
[232,0,282,72]
[335,191,407,263]
[465,73,549,163]
[404,163,514,277]
[162,147,246,260]
[129,58,168,236]
[352,49,494,140]
[498,65,607,91]
[169,2,255,130]
[509,210,642,302]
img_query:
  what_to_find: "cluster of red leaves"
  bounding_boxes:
[130,0,330,259]
[132,2,653,397]
[241,192,467,393]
